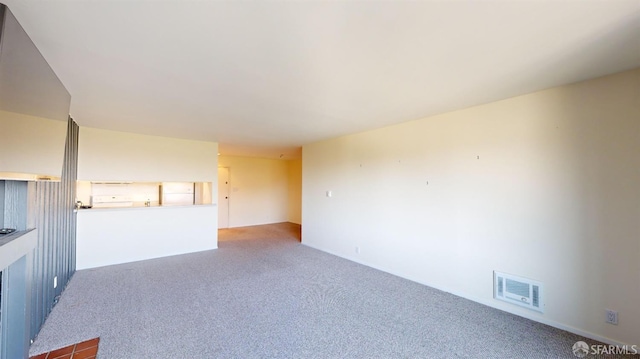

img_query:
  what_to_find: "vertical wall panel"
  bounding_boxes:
[2,181,28,230]
[0,181,5,225]
[28,118,78,340]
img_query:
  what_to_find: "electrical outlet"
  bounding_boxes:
[605,309,618,325]
[53,276,57,289]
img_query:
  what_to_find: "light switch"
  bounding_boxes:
[326,190,332,197]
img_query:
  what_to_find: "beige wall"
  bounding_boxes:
[219,155,300,227]
[0,110,67,179]
[288,159,302,224]
[302,69,640,345]
[78,127,217,182]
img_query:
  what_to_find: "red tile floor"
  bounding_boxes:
[30,337,99,359]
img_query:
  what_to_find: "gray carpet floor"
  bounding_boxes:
[29,222,618,358]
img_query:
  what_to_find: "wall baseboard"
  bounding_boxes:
[301,242,633,348]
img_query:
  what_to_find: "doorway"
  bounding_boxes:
[218,167,230,229]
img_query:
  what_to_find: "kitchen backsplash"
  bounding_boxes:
[76,181,212,208]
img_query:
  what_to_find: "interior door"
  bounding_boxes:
[217,167,230,228]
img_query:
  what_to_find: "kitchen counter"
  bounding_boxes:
[76,204,218,269]
[78,203,216,211]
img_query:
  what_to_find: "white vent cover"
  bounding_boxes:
[494,271,544,313]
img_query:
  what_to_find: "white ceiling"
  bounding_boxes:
[3,0,639,159]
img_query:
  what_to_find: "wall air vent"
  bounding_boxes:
[494,271,543,313]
